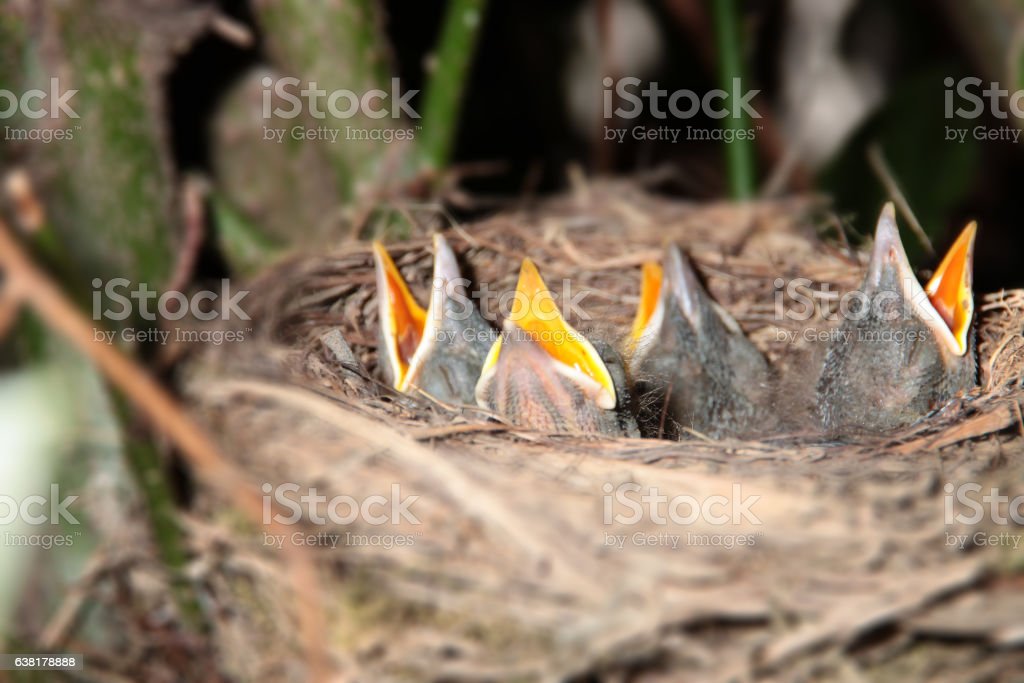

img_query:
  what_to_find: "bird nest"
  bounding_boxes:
[184,182,1024,682]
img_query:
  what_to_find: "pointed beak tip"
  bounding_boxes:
[868,205,912,279]
[372,242,396,276]
[431,233,461,284]
[596,388,617,411]
[874,205,899,246]
[519,257,540,282]
[962,221,978,253]
[663,243,684,275]
[514,258,550,308]
[661,244,705,323]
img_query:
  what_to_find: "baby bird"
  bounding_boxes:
[628,245,773,439]
[815,203,977,434]
[475,259,638,436]
[373,234,495,404]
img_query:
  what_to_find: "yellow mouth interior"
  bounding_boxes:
[924,222,976,356]
[374,242,426,385]
[493,258,616,405]
[630,262,663,344]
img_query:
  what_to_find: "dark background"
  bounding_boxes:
[169,0,1023,292]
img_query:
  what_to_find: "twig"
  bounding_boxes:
[657,384,672,440]
[0,220,329,682]
[825,211,852,254]
[760,144,802,199]
[867,144,935,256]
[4,168,45,233]
[680,426,716,443]
[408,422,510,441]
[39,546,112,649]
[166,175,207,300]
[557,234,660,271]
[210,13,254,48]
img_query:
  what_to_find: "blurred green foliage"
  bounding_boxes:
[1,0,491,646]
[45,1,177,288]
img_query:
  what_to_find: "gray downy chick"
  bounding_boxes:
[628,245,774,439]
[815,203,977,435]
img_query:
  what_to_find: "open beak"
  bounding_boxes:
[373,234,469,392]
[924,221,976,357]
[476,258,617,414]
[629,245,724,355]
[865,203,972,357]
[374,241,427,390]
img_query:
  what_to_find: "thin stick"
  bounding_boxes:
[166,176,207,297]
[408,422,510,441]
[210,13,255,48]
[0,220,329,682]
[39,546,113,650]
[867,144,935,256]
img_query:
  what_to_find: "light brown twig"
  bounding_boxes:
[0,219,330,682]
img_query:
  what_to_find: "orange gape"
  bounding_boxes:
[373,242,426,383]
[386,269,424,372]
[477,258,618,413]
[630,262,663,343]
[509,259,611,391]
[925,221,976,356]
